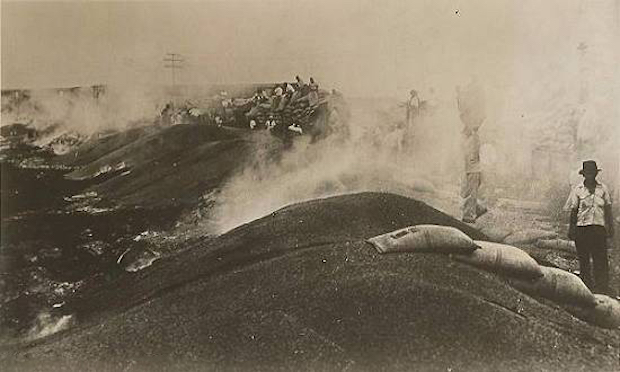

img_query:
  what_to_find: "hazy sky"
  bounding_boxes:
[1,0,618,99]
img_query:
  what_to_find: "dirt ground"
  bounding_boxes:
[2,193,619,372]
[2,121,619,371]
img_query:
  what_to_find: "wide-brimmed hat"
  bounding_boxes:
[579,160,601,175]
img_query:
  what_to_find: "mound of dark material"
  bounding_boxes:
[3,193,618,371]
[0,163,77,218]
[54,126,158,167]
[59,124,249,207]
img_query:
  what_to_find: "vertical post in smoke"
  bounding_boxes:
[163,53,184,104]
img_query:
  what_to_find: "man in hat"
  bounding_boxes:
[567,160,615,294]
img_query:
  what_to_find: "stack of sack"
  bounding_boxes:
[476,224,560,246]
[367,224,620,329]
[535,238,576,253]
[503,229,558,245]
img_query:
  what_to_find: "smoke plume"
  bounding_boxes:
[210,71,619,234]
[2,84,168,140]
[210,91,466,234]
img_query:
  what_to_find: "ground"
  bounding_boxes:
[2,193,619,372]
[1,123,619,371]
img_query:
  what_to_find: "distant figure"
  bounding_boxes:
[159,102,173,126]
[299,78,319,107]
[249,119,257,130]
[295,75,306,90]
[277,83,295,112]
[219,91,231,110]
[290,76,306,104]
[246,90,268,120]
[265,115,277,130]
[309,77,318,90]
[566,160,614,294]
[328,107,340,127]
[457,80,487,223]
[406,89,420,128]
[272,85,284,110]
[172,110,185,125]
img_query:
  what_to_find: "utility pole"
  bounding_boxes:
[163,53,184,93]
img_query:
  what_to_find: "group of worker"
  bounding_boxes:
[156,77,348,147]
[157,76,322,131]
[245,75,321,135]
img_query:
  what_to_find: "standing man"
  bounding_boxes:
[159,102,173,126]
[567,160,614,294]
[399,89,420,150]
[406,89,420,129]
[457,80,487,223]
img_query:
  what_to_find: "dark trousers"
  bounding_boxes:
[575,225,609,294]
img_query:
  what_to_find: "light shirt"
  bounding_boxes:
[566,182,612,226]
[408,95,420,110]
[265,119,277,130]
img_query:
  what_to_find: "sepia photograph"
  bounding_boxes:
[1,0,619,371]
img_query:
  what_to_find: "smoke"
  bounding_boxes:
[210,93,465,234]
[211,66,619,234]
[2,84,168,140]
[26,312,73,341]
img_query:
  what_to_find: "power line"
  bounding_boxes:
[163,53,184,88]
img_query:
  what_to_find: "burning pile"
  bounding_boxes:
[162,77,349,143]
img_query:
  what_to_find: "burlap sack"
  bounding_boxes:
[367,224,479,254]
[455,241,543,279]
